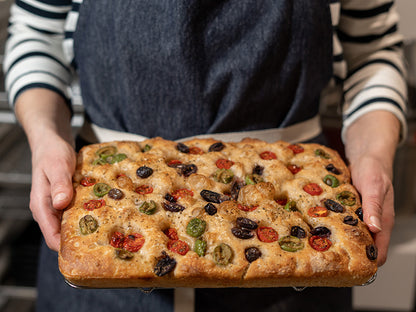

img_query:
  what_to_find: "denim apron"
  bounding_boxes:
[36,1,352,311]
[73,0,332,140]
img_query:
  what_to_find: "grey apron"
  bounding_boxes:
[36,1,352,311]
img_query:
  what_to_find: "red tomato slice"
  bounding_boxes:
[164,228,179,240]
[168,240,190,255]
[135,185,154,195]
[303,183,323,196]
[287,144,304,154]
[189,146,204,155]
[309,235,332,251]
[215,158,235,169]
[275,198,288,206]
[110,231,125,249]
[83,199,105,211]
[259,151,277,160]
[167,159,182,167]
[237,204,258,212]
[172,188,194,201]
[80,176,96,187]
[123,233,145,252]
[257,227,279,242]
[287,164,302,174]
[308,206,329,217]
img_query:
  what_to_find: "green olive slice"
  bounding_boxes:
[96,146,117,158]
[213,243,233,265]
[139,200,157,215]
[186,218,206,237]
[93,183,111,197]
[284,200,297,212]
[143,144,152,152]
[79,215,98,235]
[106,153,127,164]
[194,239,207,257]
[245,174,264,185]
[323,175,339,188]
[115,249,134,260]
[336,191,356,206]
[279,235,304,252]
[213,169,234,184]
[93,158,107,166]
[314,149,331,159]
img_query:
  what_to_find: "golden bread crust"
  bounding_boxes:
[59,137,377,288]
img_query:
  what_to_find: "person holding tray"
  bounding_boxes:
[3,0,407,311]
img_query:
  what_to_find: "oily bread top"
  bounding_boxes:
[59,137,377,288]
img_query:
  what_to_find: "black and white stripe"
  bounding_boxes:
[3,0,72,106]
[336,0,407,142]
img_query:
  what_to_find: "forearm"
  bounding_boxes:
[15,88,74,149]
[344,110,400,179]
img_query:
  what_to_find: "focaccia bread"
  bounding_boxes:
[59,137,377,288]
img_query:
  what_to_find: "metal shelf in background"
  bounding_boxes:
[0,287,37,312]
[0,124,31,182]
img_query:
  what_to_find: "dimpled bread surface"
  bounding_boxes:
[58,137,377,288]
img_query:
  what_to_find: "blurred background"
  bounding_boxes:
[0,0,415,311]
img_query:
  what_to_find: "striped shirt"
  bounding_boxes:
[2,0,408,142]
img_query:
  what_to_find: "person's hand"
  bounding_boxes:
[30,133,76,251]
[348,154,394,266]
[14,88,75,252]
[344,110,401,266]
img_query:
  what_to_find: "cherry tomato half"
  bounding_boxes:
[309,235,332,251]
[135,185,154,195]
[83,199,105,211]
[167,159,182,167]
[259,151,277,160]
[308,206,329,217]
[287,164,302,174]
[172,188,194,201]
[164,228,179,240]
[237,204,258,212]
[80,176,96,187]
[287,144,304,154]
[215,158,235,169]
[168,240,190,255]
[189,147,204,155]
[110,231,125,249]
[257,227,279,243]
[303,183,323,196]
[275,198,288,206]
[123,233,145,252]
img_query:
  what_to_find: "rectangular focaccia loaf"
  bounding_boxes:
[59,137,377,288]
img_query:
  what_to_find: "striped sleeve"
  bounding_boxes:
[2,0,73,108]
[338,0,407,143]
